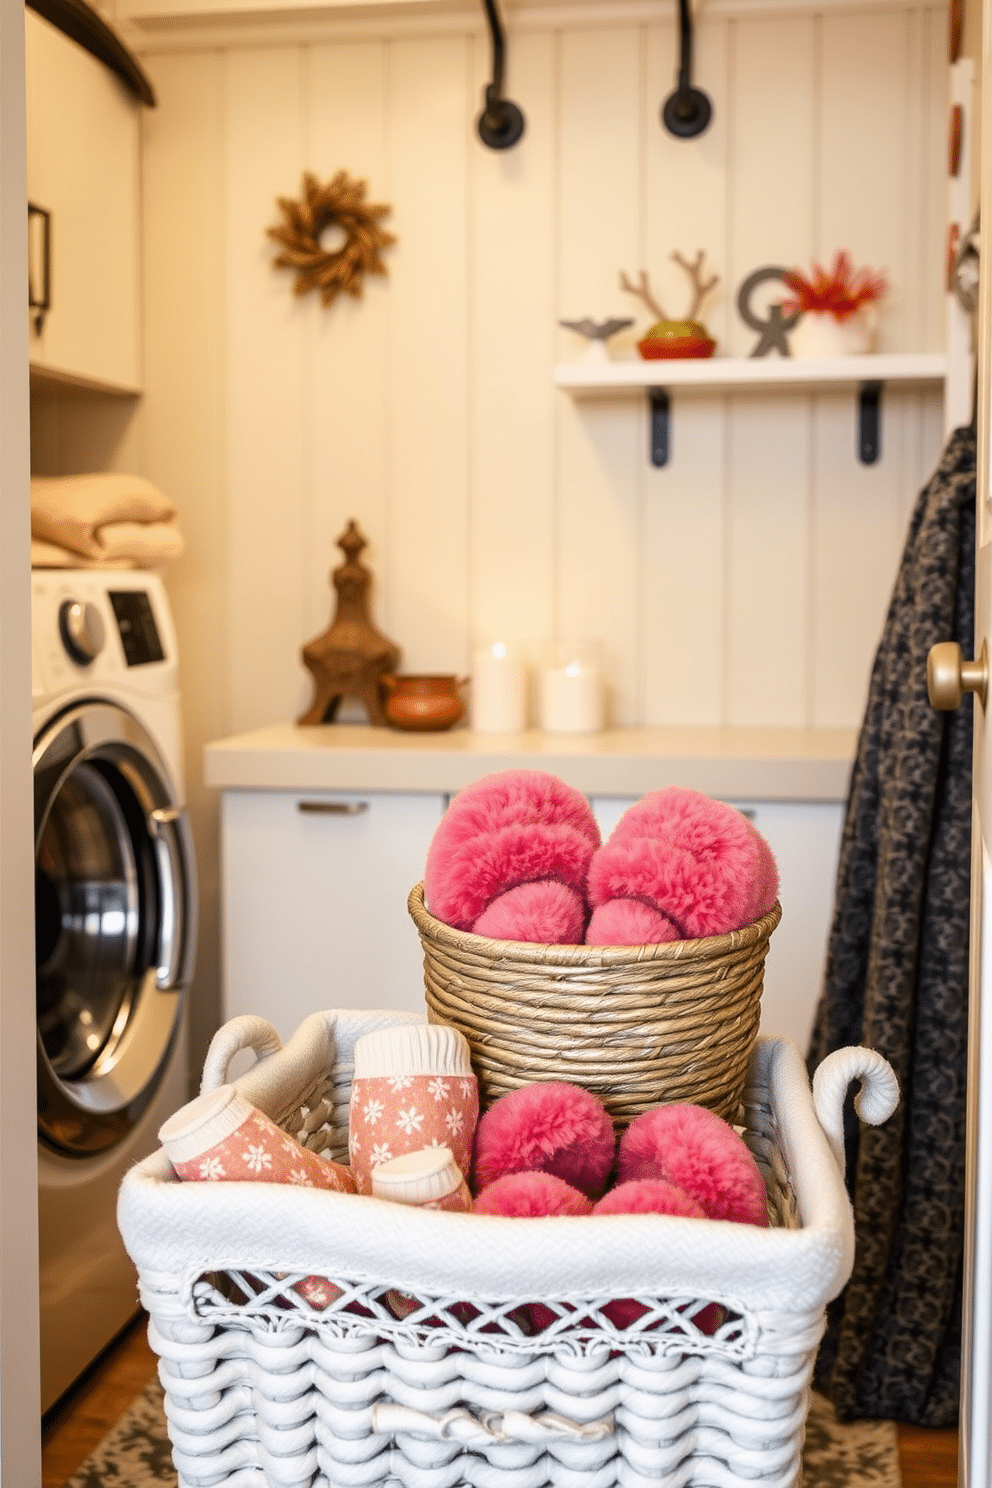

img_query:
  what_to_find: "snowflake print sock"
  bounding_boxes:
[349,1023,478,1194]
[159,1085,357,1315]
[372,1146,473,1212]
[160,1085,356,1191]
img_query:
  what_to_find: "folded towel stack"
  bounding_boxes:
[30,473,185,569]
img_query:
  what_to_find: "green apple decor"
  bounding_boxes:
[620,253,718,359]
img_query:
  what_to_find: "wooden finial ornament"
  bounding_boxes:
[298,521,401,726]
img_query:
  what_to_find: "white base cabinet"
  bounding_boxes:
[220,788,444,1039]
[590,796,844,1057]
[220,781,843,1059]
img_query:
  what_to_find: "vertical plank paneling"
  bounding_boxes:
[810,391,905,726]
[385,36,471,672]
[643,16,729,347]
[726,17,817,359]
[140,48,228,1079]
[141,4,946,748]
[921,6,950,355]
[724,17,816,725]
[642,17,729,726]
[304,42,391,661]
[225,47,308,730]
[726,394,810,725]
[907,6,947,355]
[469,28,556,664]
[819,12,911,350]
[557,26,642,725]
[810,9,945,727]
[642,394,727,725]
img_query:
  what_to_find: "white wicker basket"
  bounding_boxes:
[118,1009,898,1488]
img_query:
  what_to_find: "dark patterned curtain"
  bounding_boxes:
[807,425,976,1427]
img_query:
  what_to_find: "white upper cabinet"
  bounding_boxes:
[25,9,141,394]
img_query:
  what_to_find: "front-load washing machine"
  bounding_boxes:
[32,568,197,1411]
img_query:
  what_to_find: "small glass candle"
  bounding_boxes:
[539,642,605,734]
[470,641,528,732]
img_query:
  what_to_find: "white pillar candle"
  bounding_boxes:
[540,654,604,733]
[470,642,528,732]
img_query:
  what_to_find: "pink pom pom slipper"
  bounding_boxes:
[617,1102,769,1228]
[472,1080,616,1199]
[586,787,778,946]
[473,1171,594,1217]
[424,769,600,943]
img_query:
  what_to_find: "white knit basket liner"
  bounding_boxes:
[118,1008,898,1488]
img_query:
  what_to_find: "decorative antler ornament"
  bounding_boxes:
[267,170,396,307]
[619,269,669,322]
[670,250,719,320]
[621,251,720,361]
[620,251,719,326]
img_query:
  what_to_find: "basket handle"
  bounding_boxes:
[371,1403,614,1446]
[200,1015,283,1092]
[811,1045,900,1178]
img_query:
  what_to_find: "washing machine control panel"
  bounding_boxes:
[108,589,165,667]
[33,571,178,706]
[58,600,105,667]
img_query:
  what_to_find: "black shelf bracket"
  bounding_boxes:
[644,380,885,470]
[858,381,882,464]
[649,389,670,467]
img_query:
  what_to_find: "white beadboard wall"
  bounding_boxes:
[140,5,947,740]
[134,5,947,1072]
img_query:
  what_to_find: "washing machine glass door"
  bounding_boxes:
[34,700,197,1155]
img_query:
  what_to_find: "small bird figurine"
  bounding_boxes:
[559,317,635,363]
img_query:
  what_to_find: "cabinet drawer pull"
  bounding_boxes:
[28,203,51,334]
[297,799,369,815]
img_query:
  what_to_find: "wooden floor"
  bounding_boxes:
[41,1312,158,1488]
[41,1310,961,1488]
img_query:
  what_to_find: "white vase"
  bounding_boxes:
[789,307,876,359]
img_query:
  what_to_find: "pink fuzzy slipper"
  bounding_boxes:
[617,1103,768,1227]
[473,880,588,944]
[593,1180,719,1333]
[423,770,600,942]
[586,787,778,945]
[473,1080,616,1198]
[428,769,601,850]
[592,1178,705,1218]
[473,1170,593,1216]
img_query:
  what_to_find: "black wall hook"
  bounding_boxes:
[662,0,711,138]
[477,0,525,150]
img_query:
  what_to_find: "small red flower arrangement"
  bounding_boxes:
[782,250,888,322]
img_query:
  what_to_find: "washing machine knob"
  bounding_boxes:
[58,600,105,666]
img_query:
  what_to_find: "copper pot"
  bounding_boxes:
[380,674,466,732]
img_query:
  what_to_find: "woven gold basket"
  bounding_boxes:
[408,882,781,1127]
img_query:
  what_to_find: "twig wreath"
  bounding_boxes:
[267,170,396,307]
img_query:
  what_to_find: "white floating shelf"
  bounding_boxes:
[555,351,947,467]
[554,351,947,395]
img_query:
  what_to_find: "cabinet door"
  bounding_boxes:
[590,796,844,1055]
[220,789,445,1040]
[25,11,141,392]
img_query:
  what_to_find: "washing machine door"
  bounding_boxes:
[34,700,197,1155]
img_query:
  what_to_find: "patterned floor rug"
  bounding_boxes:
[64,1379,901,1488]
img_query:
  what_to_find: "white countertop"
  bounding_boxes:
[203,722,857,801]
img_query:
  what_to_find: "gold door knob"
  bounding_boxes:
[927,639,988,710]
